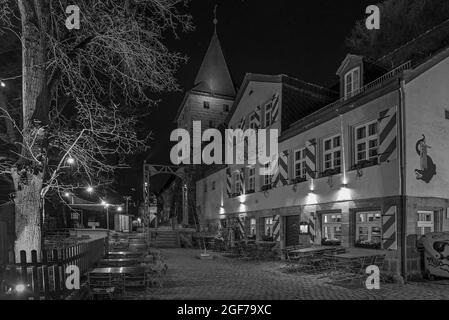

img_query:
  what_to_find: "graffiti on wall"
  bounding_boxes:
[414,135,436,183]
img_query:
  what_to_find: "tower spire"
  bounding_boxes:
[213,4,218,34]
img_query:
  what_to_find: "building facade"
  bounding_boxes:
[196,47,449,279]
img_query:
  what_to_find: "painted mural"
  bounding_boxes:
[414,134,436,183]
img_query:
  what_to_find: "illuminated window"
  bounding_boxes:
[344,67,360,98]
[294,148,307,179]
[356,211,382,245]
[323,135,342,172]
[417,211,434,236]
[250,218,257,236]
[265,217,273,236]
[355,121,378,165]
[322,214,342,241]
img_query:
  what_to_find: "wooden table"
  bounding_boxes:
[90,266,149,275]
[107,251,145,258]
[288,246,336,258]
[98,258,143,267]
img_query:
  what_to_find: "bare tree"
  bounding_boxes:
[0,0,192,261]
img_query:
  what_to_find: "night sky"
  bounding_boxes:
[121,0,375,196]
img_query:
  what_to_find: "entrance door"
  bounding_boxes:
[285,215,300,247]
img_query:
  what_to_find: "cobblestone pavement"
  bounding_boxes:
[125,248,449,300]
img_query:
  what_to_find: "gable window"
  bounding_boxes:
[223,104,230,112]
[417,211,434,236]
[356,211,382,248]
[322,213,342,242]
[249,113,257,129]
[344,67,360,98]
[264,103,273,128]
[204,101,210,109]
[355,121,378,166]
[323,135,342,173]
[294,148,307,180]
[248,167,256,192]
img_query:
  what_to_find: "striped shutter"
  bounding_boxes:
[272,215,281,242]
[276,151,289,187]
[378,106,398,163]
[254,106,261,129]
[271,93,280,123]
[308,216,316,244]
[382,206,397,250]
[226,167,232,197]
[236,216,246,239]
[271,156,279,186]
[239,169,245,194]
[305,139,317,179]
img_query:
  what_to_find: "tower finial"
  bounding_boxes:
[213,4,218,33]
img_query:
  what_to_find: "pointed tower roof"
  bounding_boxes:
[192,21,236,97]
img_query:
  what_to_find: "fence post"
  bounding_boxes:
[30,250,40,299]
[19,250,27,285]
[53,249,61,299]
[42,250,50,299]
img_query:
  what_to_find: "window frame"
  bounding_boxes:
[250,218,257,237]
[344,67,361,98]
[355,211,382,244]
[203,101,210,109]
[354,120,379,166]
[322,213,343,241]
[293,148,307,180]
[264,217,273,236]
[417,211,435,236]
[249,113,257,129]
[262,162,273,188]
[323,134,342,173]
[248,167,256,191]
[234,172,241,195]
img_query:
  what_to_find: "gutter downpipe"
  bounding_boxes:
[399,76,407,282]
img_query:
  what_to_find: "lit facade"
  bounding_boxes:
[196,48,449,278]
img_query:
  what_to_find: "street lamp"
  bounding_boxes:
[117,207,123,212]
[66,157,75,165]
[64,192,70,198]
[0,81,5,88]
[86,186,94,193]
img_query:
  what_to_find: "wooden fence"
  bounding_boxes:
[0,237,106,299]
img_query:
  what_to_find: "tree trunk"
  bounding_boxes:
[11,169,43,262]
[13,0,50,262]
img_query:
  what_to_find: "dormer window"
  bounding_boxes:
[344,67,360,98]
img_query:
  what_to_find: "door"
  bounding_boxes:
[285,215,300,247]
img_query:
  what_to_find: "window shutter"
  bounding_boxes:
[378,106,398,163]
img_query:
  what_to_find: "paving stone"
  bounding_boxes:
[123,248,449,300]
